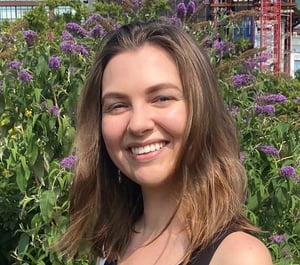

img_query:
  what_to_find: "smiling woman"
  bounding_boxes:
[101,44,187,189]
[58,20,273,265]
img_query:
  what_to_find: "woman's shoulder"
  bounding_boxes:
[210,231,273,265]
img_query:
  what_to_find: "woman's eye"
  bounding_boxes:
[155,96,172,102]
[103,103,127,113]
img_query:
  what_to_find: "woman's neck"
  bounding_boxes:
[136,185,183,238]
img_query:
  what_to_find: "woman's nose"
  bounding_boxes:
[127,106,155,136]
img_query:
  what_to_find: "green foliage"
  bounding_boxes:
[0,1,299,264]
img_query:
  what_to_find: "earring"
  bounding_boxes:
[118,169,122,184]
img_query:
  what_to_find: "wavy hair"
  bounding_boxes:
[59,20,256,263]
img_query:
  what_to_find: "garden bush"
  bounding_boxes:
[0,0,299,264]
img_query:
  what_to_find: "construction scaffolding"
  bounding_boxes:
[260,0,281,72]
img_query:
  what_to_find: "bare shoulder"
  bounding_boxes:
[211,231,273,265]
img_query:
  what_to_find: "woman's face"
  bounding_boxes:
[101,44,187,190]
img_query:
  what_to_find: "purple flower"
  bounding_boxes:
[279,166,300,183]
[85,13,101,27]
[60,40,76,53]
[255,93,287,104]
[239,153,246,163]
[231,73,255,87]
[214,40,224,50]
[7,60,21,70]
[66,22,88,37]
[269,234,286,244]
[258,145,279,157]
[176,2,187,21]
[49,105,59,116]
[59,155,77,169]
[257,53,268,62]
[214,40,235,59]
[256,104,275,116]
[280,165,296,178]
[243,59,259,71]
[133,0,142,7]
[90,24,105,38]
[75,44,89,57]
[48,56,61,70]
[213,33,220,41]
[227,105,239,118]
[23,30,38,46]
[60,41,89,56]
[294,96,300,103]
[186,0,196,18]
[61,30,74,41]
[18,70,32,83]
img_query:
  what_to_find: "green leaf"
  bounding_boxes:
[16,164,27,193]
[17,233,29,256]
[40,190,56,221]
[20,155,31,181]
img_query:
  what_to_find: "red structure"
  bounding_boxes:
[260,0,281,72]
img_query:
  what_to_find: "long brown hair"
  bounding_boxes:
[59,20,256,263]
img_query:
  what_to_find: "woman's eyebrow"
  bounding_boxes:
[101,92,128,103]
[101,82,181,103]
[145,82,181,94]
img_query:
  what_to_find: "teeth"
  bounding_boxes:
[131,142,164,155]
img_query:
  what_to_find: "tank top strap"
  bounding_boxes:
[189,229,236,265]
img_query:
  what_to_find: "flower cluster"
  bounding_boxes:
[255,93,287,104]
[280,165,300,183]
[231,73,255,87]
[239,153,246,163]
[59,155,77,169]
[66,22,88,37]
[61,30,74,41]
[23,30,38,46]
[48,105,59,116]
[227,105,239,118]
[60,41,89,56]
[7,60,21,70]
[90,24,105,38]
[258,145,280,157]
[243,53,268,71]
[175,1,196,21]
[214,40,235,59]
[48,56,61,70]
[133,0,142,7]
[255,104,275,116]
[84,13,101,27]
[18,70,32,83]
[269,234,286,244]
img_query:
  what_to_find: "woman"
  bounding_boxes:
[60,20,272,265]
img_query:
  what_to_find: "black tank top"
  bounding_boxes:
[187,229,234,265]
[104,229,235,265]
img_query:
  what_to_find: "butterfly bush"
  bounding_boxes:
[48,56,61,70]
[258,145,280,157]
[269,234,287,244]
[7,60,21,70]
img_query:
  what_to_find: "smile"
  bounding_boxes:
[130,142,167,155]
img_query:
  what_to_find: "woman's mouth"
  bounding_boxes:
[130,141,168,155]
